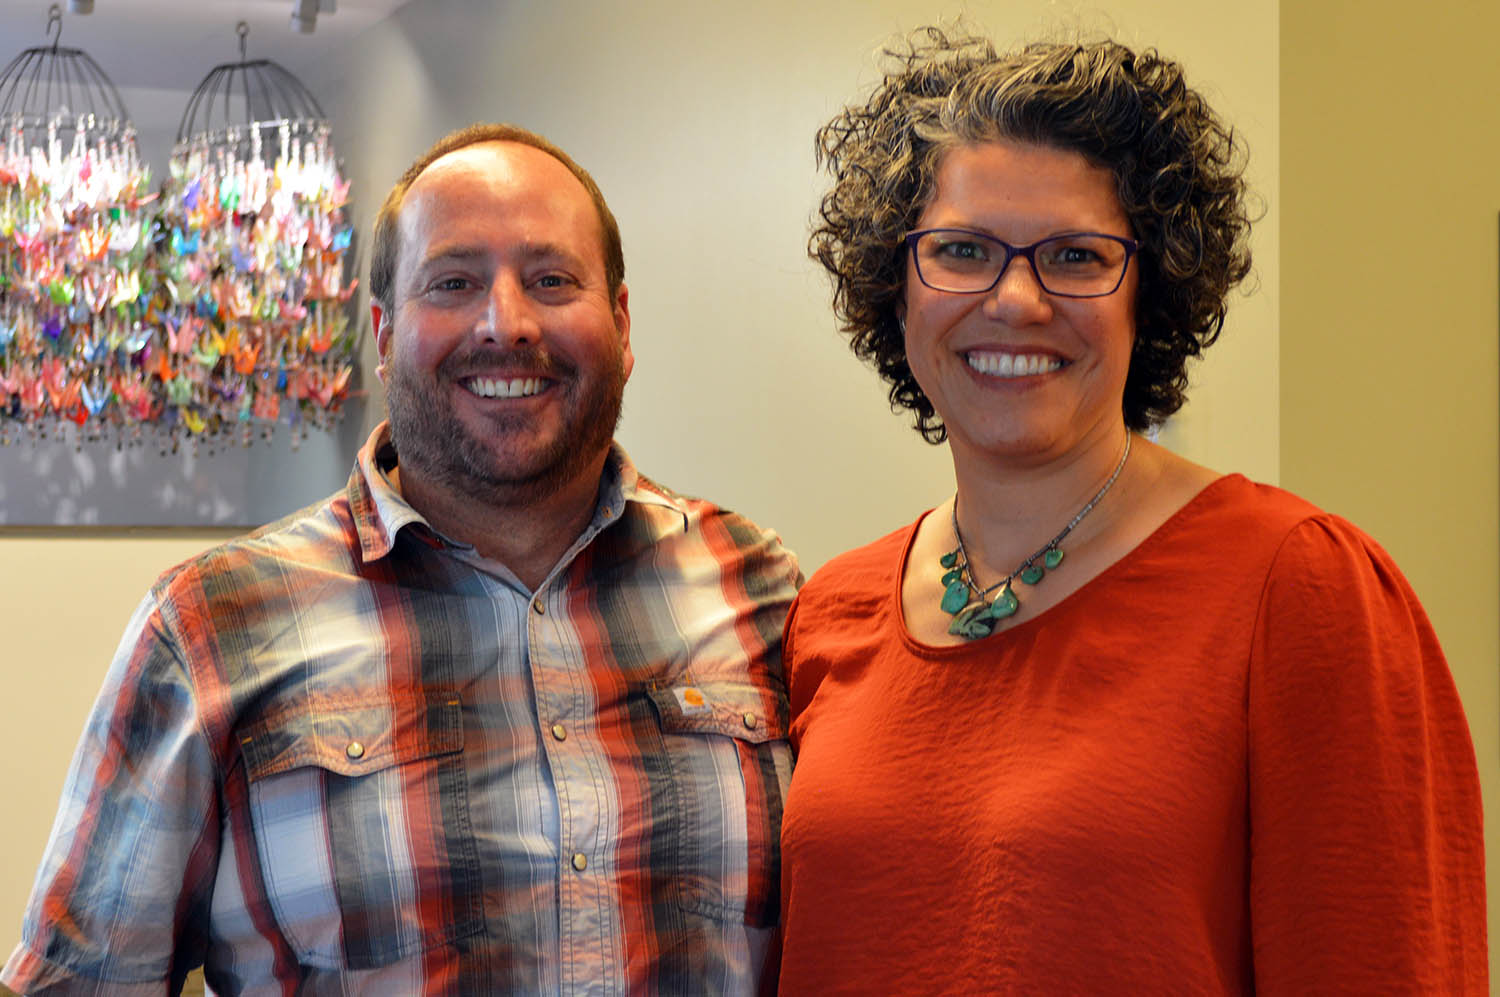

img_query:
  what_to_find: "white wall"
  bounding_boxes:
[0,0,1279,959]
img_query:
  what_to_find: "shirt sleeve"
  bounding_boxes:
[1246,515,1487,993]
[1,593,222,996]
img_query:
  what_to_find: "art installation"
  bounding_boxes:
[0,10,358,453]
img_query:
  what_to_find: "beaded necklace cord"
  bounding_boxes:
[939,433,1132,639]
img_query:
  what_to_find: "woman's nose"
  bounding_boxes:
[982,255,1054,325]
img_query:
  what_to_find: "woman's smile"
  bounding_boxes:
[962,350,1066,378]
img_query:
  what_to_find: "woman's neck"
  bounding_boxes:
[946,427,1135,582]
[900,433,1220,646]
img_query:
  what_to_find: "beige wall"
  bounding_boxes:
[0,533,228,946]
[1281,0,1500,977]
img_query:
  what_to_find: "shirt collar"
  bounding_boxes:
[346,421,689,564]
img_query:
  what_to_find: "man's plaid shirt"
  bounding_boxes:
[3,424,800,995]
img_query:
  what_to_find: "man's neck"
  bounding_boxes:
[392,456,609,592]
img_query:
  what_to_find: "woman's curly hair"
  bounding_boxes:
[811,27,1253,440]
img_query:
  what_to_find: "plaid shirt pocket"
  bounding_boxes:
[237,692,484,970]
[647,680,793,928]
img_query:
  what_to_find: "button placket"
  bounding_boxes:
[528,580,596,894]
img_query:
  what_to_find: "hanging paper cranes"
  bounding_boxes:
[0,4,157,446]
[0,12,359,452]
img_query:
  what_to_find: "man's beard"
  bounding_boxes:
[384,342,626,507]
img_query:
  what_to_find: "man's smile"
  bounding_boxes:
[462,375,550,399]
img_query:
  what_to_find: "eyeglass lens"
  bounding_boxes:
[912,230,1130,296]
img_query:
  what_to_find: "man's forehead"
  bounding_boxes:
[408,141,585,205]
[394,141,607,275]
[400,143,596,236]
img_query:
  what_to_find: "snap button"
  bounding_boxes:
[532,598,545,615]
[346,741,365,760]
[742,712,758,730]
[551,723,567,741]
[571,853,588,872]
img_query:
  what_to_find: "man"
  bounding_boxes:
[2,124,800,995]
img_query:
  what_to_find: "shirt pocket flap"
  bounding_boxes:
[647,681,787,744]
[238,692,464,782]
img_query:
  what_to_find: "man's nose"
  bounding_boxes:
[476,274,541,345]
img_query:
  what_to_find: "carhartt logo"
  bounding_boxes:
[673,686,711,715]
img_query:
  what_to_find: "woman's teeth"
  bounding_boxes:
[965,352,1062,377]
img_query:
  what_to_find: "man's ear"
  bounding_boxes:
[614,282,634,382]
[371,299,392,382]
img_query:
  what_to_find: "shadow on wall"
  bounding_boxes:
[0,399,368,527]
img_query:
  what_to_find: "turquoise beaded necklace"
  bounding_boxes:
[939,433,1131,640]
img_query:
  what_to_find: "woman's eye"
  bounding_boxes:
[1041,237,1121,270]
[1054,246,1101,264]
[935,240,989,263]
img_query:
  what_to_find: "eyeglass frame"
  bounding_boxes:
[903,227,1141,298]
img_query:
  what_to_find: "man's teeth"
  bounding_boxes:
[966,352,1063,377]
[467,376,545,398]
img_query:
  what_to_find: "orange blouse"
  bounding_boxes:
[779,475,1486,995]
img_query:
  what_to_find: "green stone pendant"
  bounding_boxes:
[940,580,971,615]
[1019,563,1044,585]
[1044,547,1064,569]
[948,601,997,639]
[988,587,1020,619]
[940,551,958,569]
[941,568,964,587]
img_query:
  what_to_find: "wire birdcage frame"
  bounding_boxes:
[0,3,133,151]
[175,21,329,164]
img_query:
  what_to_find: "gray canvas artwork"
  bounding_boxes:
[0,405,367,526]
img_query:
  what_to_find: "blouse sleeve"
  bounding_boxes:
[1246,515,1486,993]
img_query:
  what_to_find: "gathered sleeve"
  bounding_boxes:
[1246,515,1486,993]
[1,593,222,996]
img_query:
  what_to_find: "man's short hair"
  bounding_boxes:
[369,123,625,307]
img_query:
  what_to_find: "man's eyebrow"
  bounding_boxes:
[414,245,486,270]
[515,241,588,268]
[414,242,587,271]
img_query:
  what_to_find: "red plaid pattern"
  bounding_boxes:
[3,424,800,996]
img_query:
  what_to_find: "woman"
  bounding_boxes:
[778,27,1486,994]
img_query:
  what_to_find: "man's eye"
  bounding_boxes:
[431,277,472,292]
[534,273,576,291]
